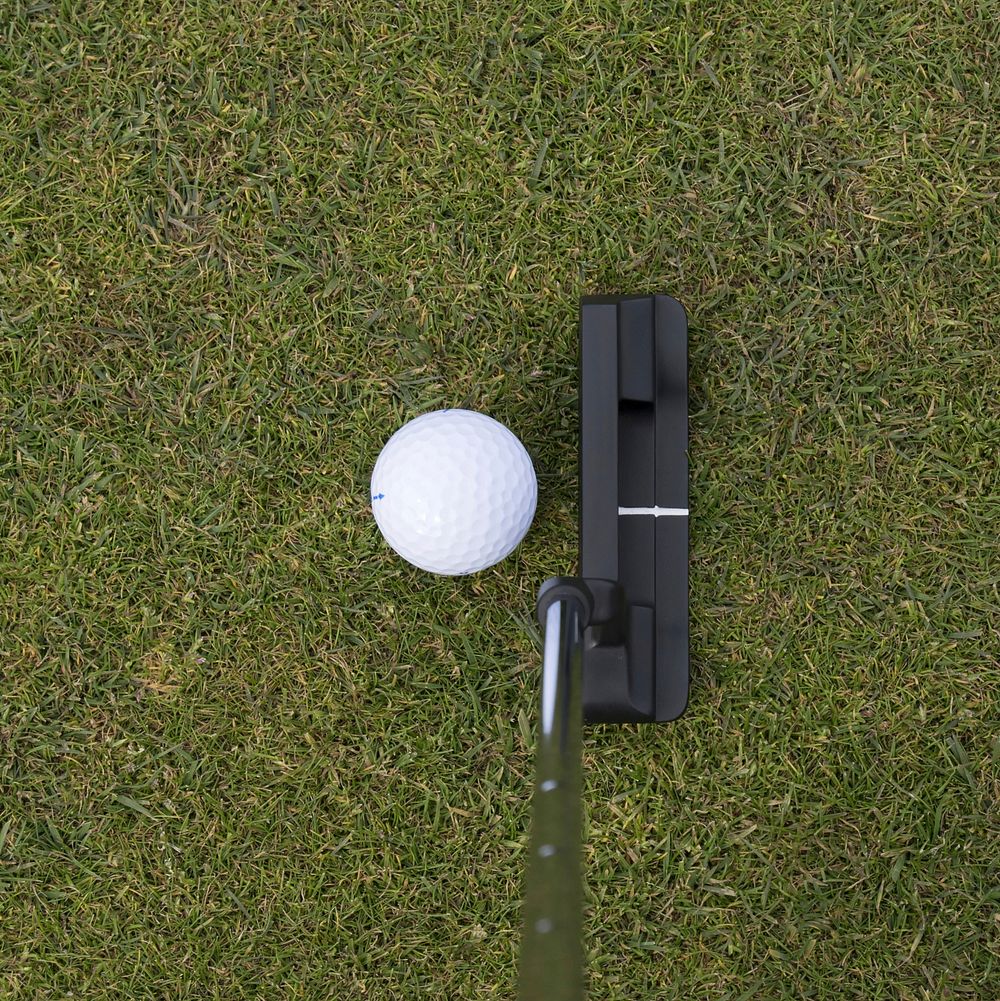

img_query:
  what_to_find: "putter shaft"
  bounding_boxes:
[518,598,585,1001]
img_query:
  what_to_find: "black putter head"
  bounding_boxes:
[577,294,689,723]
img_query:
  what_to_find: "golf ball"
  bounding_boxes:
[370,409,537,575]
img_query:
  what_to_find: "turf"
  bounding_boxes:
[2,2,998,998]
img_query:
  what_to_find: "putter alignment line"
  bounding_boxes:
[618,506,688,517]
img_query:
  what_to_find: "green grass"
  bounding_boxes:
[2,1,998,997]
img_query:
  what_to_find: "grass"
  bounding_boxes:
[1,1,998,997]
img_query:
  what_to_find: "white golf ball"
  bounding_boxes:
[370,409,537,575]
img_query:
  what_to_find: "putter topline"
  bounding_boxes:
[518,295,689,1000]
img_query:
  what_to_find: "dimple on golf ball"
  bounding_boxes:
[370,409,537,575]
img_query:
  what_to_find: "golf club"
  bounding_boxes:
[519,294,689,999]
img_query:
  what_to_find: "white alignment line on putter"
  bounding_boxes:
[618,506,689,516]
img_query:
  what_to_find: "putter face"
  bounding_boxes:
[579,295,689,722]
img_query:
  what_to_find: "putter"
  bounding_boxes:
[518,295,689,1000]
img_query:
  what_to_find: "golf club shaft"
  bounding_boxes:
[518,598,585,1001]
